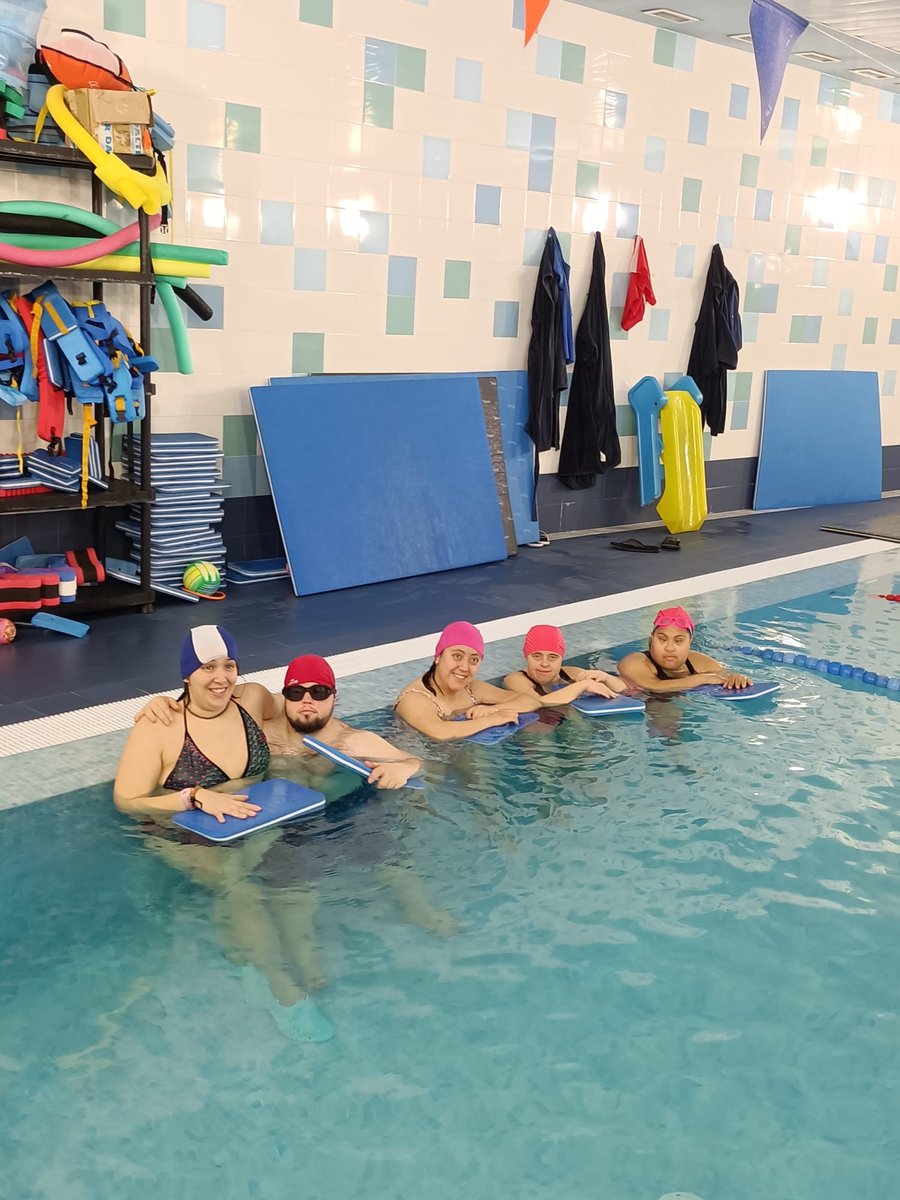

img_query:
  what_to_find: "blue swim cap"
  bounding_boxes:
[179,625,238,680]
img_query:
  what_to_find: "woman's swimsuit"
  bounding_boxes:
[642,650,698,681]
[163,700,270,791]
[525,667,575,696]
[395,683,478,718]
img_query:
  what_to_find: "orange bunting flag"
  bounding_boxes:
[524,0,551,45]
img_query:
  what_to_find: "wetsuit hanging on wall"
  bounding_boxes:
[525,227,573,518]
[557,231,620,489]
[686,243,742,435]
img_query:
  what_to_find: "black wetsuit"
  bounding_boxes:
[643,650,698,681]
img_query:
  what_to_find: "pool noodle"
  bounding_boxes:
[0,213,161,267]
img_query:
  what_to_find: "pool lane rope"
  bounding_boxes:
[733,645,900,691]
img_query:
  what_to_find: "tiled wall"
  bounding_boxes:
[2,0,899,545]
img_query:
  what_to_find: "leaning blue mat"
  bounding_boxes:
[172,779,326,843]
[302,735,426,789]
[267,371,538,545]
[250,376,508,594]
[753,370,881,510]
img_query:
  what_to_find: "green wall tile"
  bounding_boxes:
[223,414,257,457]
[225,103,261,152]
[104,0,146,36]
[396,44,426,91]
[739,155,759,187]
[560,42,585,83]
[615,404,636,436]
[784,224,802,255]
[653,29,675,67]
[387,296,415,335]
[610,307,627,339]
[443,260,471,299]
[575,160,600,198]
[681,177,702,212]
[299,0,333,26]
[884,265,898,292]
[731,371,752,403]
[862,317,878,344]
[152,326,179,372]
[810,136,828,166]
[292,332,324,373]
[364,81,394,128]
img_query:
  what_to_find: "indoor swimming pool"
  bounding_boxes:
[3,551,899,1200]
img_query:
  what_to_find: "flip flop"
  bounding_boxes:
[660,536,681,551]
[610,539,660,553]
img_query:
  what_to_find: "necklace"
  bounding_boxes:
[185,700,232,720]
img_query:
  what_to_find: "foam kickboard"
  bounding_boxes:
[456,711,540,744]
[695,681,780,701]
[570,694,647,716]
[251,376,507,595]
[302,735,426,789]
[172,779,326,842]
[753,371,881,510]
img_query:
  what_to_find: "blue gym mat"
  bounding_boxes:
[267,371,539,545]
[753,371,882,510]
[250,375,508,595]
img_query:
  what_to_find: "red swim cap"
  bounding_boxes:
[284,654,336,689]
[652,606,695,634]
[523,624,565,658]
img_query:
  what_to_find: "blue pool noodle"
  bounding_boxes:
[733,645,900,691]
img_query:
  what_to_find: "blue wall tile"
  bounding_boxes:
[777,129,796,161]
[644,136,666,172]
[717,215,735,248]
[845,231,861,261]
[422,135,450,178]
[610,272,629,306]
[884,370,897,396]
[747,252,766,283]
[674,244,694,277]
[506,109,532,151]
[535,36,563,78]
[744,282,779,313]
[742,313,760,342]
[185,283,224,329]
[754,190,773,221]
[811,258,829,286]
[687,108,708,145]
[616,202,639,238]
[649,308,670,340]
[294,248,326,290]
[604,90,628,129]
[837,287,854,316]
[874,235,889,263]
[729,84,748,119]
[455,58,482,101]
[365,38,396,83]
[260,199,293,245]
[222,454,258,499]
[187,0,225,50]
[359,210,390,253]
[523,229,545,265]
[831,344,847,369]
[781,97,800,130]
[475,184,501,224]
[493,300,520,337]
[672,34,695,70]
[388,255,417,297]
[528,114,555,192]
[186,145,224,194]
[512,0,525,29]
[890,319,900,345]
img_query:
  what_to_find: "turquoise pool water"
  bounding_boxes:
[3,561,900,1200]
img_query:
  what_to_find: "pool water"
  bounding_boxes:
[3,563,900,1200]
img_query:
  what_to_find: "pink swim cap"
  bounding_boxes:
[523,624,565,658]
[653,606,695,634]
[434,621,484,659]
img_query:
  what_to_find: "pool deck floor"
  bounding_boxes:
[2,496,900,728]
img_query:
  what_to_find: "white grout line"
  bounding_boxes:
[0,537,892,761]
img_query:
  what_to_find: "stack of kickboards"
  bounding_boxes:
[26,435,106,493]
[117,432,227,592]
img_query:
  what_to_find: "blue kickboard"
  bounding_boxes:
[695,681,781,701]
[456,711,540,744]
[0,536,34,566]
[250,376,507,595]
[753,371,881,510]
[302,735,426,789]
[172,779,326,843]
[267,371,539,545]
[570,694,647,716]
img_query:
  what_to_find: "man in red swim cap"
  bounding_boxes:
[264,654,421,789]
[617,606,753,692]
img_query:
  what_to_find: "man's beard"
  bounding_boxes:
[287,709,331,734]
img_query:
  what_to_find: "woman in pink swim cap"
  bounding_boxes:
[617,606,752,692]
[395,620,541,740]
[503,624,628,704]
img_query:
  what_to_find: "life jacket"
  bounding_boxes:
[39,29,133,91]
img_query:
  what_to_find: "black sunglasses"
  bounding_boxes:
[282,684,335,702]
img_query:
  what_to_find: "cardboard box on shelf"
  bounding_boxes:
[63,88,153,157]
